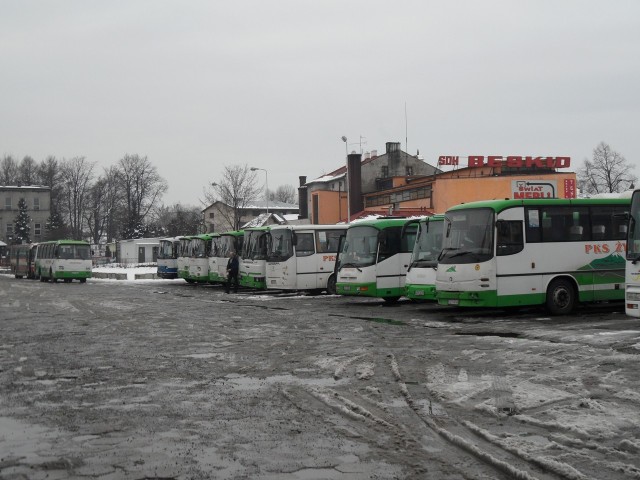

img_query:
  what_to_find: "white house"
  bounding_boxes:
[116,237,161,265]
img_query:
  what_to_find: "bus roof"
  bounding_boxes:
[447,198,631,214]
[38,239,90,245]
[220,230,244,237]
[269,224,346,231]
[346,217,413,230]
[244,226,270,232]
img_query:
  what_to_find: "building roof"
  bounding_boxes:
[202,199,299,212]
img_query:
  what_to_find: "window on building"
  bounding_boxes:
[406,166,414,176]
[381,166,389,177]
[4,198,11,210]
[34,198,40,210]
[34,223,42,236]
[209,212,215,219]
[6,223,13,235]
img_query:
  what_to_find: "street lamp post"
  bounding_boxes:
[250,167,269,214]
[341,136,350,224]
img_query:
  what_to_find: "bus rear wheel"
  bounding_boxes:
[546,278,576,315]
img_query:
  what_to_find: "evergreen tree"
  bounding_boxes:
[13,198,31,244]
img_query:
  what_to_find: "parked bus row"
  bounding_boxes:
[160,226,347,294]
[9,240,93,283]
[159,196,631,315]
[7,197,630,313]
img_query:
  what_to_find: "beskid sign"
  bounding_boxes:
[438,156,571,168]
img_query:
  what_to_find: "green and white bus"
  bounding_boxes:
[436,198,630,314]
[403,214,445,301]
[336,218,418,302]
[35,240,92,283]
[209,230,244,284]
[240,226,270,289]
[177,236,194,281]
[187,233,214,283]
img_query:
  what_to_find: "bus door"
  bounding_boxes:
[495,210,530,302]
[294,231,317,289]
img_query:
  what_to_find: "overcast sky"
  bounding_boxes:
[2,1,639,206]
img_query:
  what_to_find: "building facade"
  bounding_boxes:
[0,186,51,244]
[301,153,579,222]
[302,142,440,224]
[202,200,299,233]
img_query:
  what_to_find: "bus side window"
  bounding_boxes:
[525,208,541,243]
[295,233,315,257]
[497,220,524,256]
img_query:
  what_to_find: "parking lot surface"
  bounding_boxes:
[1,275,640,479]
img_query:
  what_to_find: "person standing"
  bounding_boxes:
[225,250,239,293]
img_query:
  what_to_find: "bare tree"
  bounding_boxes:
[153,203,202,236]
[117,154,168,238]
[578,142,637,195]
[272,184,297,204]
[60,157,95,240]
[207,165,260,231]
[0,155,19,185]
[18,156,38,185]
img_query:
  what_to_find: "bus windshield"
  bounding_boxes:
[244,230,268,260]
[266,229,293,262]
[439,208,494,264]
[217,236,237,258]
[338,225,378,268]
[410,219,444,268]
[57,244,91,260]
[159,240,176,259]
[190,238,209,258]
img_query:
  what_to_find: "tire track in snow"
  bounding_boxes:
[388,353,588,480]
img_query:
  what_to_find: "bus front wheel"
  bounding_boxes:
[546,278,576,315]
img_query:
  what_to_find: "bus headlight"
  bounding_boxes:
[627,292,640,301]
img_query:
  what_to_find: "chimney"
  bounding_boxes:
[347,153,363,217]
[297,176,308,219]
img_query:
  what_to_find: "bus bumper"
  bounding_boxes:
[54,271,92,280]
[240,274,266,289]
[405,283,436,301]
[437,290,498,307]
[337,282,404,299]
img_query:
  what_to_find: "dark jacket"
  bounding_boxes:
[227,255,239,274]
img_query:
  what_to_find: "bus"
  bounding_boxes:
[35,240,93,283]
[266,225,345,293]
[240,226,270,289]
[403,214,445,301]
[187,234,214,283]
[435,198,630,315]
[209,230,244,284]
[177,236,198,281]
[335,218,418,302]
[157,237,180,279]
[625,190,640,316]
[9,244,32,278]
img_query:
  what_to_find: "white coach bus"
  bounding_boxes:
[265,225,346,294]
[436,198,629,315]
